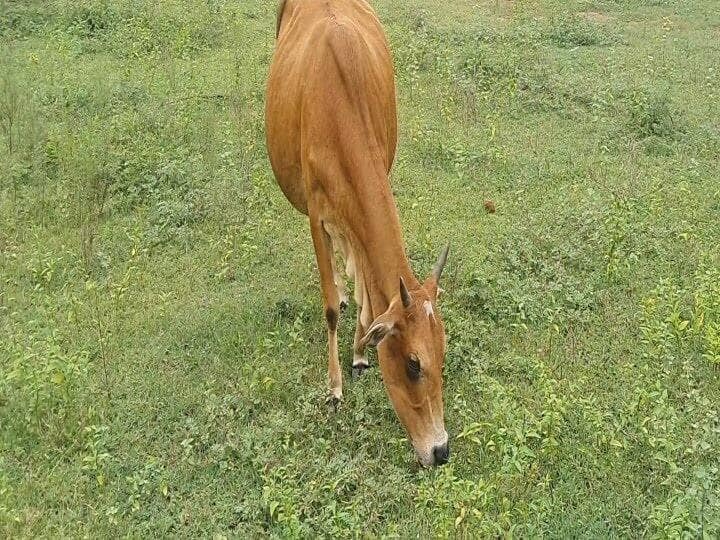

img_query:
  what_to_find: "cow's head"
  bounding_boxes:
[360,246,450,466]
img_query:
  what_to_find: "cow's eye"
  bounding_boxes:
[407,355,421,381]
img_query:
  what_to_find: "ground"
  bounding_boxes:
[1,0,719,537]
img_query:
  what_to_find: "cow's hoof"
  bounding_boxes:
[351,362,370,380]
[325,392,342,412]
[339,299,349,312]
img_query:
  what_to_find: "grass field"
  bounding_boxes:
[2,0,720,536]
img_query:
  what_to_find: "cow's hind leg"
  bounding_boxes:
[351,277,371,379]
[351,308,370,379]
[331,254,349,310]
[309,214,343,409]
[326,228,349,310]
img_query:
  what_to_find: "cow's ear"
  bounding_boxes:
[360,313,396,349]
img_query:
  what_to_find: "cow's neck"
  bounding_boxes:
[347,169,419,317]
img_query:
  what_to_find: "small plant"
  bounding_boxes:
[647,468,720,539]
[694,259,720,367]
[415,466,505,537]
[0,468,20,528]
[629,90,682,140]
[544,15,618,48]
[603,193,638,281]
[216,226,237,281]
[2,327,89,428]
[84,279,113,402]
[124,459,164,514]
[82,424,112,486]
[262,465,305,536]
[0,70,23,154]
[702,323,720,366]
[78,171,111,273]
[145,193,203,247]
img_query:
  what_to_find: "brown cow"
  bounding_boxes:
[266,0,450,466]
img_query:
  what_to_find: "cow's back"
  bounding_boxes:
[265,0,397,215]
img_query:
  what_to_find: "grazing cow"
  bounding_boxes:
[266,0,450,466]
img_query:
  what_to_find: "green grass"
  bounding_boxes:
[1,0,719,536]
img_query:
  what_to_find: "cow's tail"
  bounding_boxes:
[276,0,288,39]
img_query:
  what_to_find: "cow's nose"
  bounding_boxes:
[432,441,450,465]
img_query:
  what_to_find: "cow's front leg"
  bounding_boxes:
[309,214,343,409]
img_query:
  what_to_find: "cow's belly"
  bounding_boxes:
[269,153,308,216]
[265,95,308,215]
[265,43,310,216]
